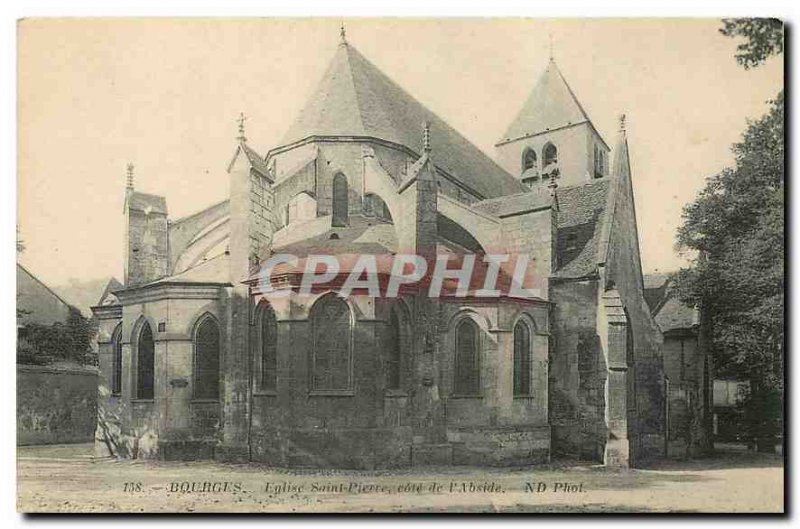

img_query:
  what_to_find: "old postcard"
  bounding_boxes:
[16,18,784,513]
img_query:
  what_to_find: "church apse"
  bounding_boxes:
[93,29,663,470]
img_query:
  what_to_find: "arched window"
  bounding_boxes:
[513,320,532,396]
[454,318,480,396]
[287,192,317,225]
[332,173,349,227]
[543,143,558,168]
[311,295,352,392]
[386,309,402,390]
[522,148,538,173]
[111,324,122,396]
[363,193,393,223]
[136,321,155,400]
[194,315,220,400]
[258,302,277,392]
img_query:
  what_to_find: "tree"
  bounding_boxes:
[17,306,97,366]
[676,19,784,451]
[720,18,784,70]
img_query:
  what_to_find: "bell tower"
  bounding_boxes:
[495,58,609,189]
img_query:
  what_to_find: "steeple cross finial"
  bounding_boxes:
[126,162,134,190]
[619,113,627,134]
[422,121,431,154]
[340,22,347,45]
[237,112,247,142]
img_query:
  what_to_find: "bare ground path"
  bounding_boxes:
[17,443,783,513]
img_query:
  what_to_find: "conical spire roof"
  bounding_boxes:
[280,41,524,198]
[499,60,592,145]
[610,118,631,180]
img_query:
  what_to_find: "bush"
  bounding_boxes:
[16,307,97,366]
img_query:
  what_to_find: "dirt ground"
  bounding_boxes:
[17,443,784,513]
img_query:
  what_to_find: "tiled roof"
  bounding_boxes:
[499,60,593,145]
[280,42,524,199]
[127,191,167,215]
[552,180,610,279]
[472,188,553,218]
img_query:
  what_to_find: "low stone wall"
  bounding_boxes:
[17,364,98,445]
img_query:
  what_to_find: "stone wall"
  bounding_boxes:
[125,207,168,287]
[438,300,551,466]
[249,294,405,467]
[244,292,550,468]
[17,364,98,445]
[449,425,550,466]
[549,278,605,460]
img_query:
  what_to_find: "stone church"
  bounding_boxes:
[92,30,667,468]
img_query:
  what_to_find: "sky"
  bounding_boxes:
[17,18,783,288]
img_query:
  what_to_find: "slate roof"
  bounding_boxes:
[280,41,524,199]
[552,180,611,279]
[127,191,168,215]
[472,188,553,218]
[499,60,593,145]
[642,274,699,333]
